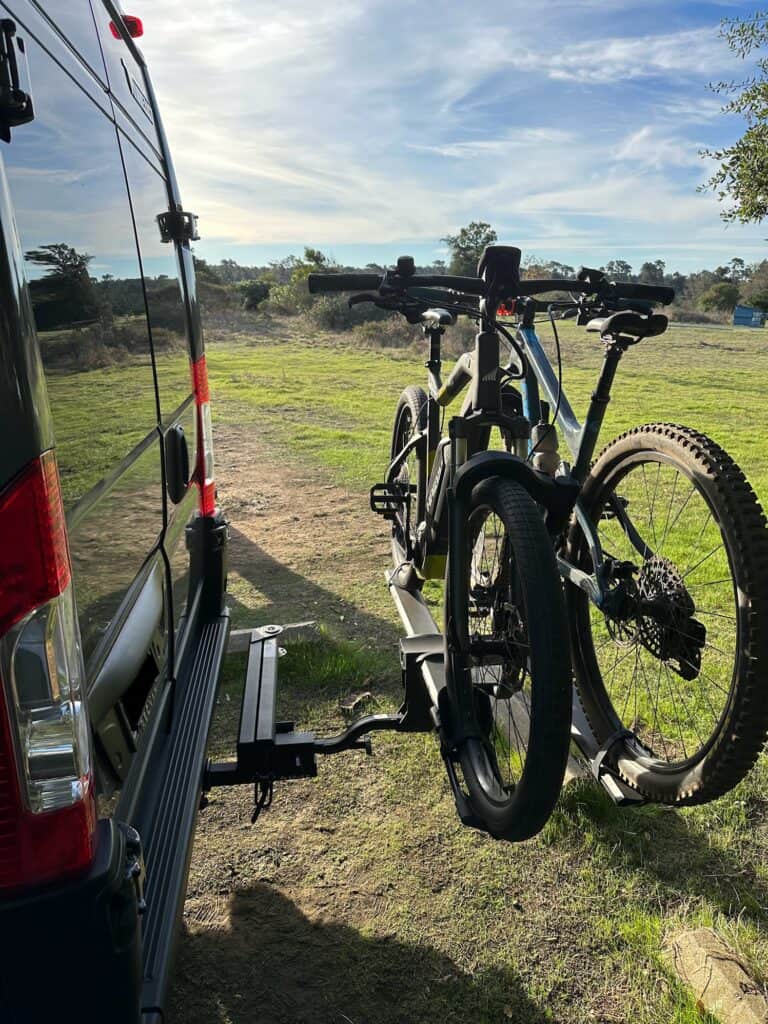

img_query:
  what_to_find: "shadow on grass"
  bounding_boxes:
[550,779,768,924]
[227,525,402,647]
[169,883,557,1024]
[211,526,407,751]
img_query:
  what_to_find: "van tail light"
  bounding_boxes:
[191,355,216,516]
[109,15,144,39]
[0,453,96,890]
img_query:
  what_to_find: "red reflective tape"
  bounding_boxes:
[191,355,210,405]
[199,480,216,517]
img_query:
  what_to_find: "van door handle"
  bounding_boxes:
[0,20,34,143]
[164,423,190,504]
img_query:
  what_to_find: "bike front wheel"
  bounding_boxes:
[447,476,573,841]
[566,423,768,805]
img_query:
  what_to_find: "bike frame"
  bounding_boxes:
[388,304,639,610]
[515,304,632,608]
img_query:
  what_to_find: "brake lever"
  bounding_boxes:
[348,292,382,307]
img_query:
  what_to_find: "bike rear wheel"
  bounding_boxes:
[389,386,427,582]
[566,423,768,804]
[447,476,572,840]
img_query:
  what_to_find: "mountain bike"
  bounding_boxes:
[308,246,768,841]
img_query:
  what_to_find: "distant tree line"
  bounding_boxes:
[188,224,767,324]
[27,230,762,337]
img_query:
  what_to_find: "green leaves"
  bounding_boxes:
[701,13,768,223]
[441,221,498,276]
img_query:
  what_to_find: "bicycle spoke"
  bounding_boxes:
[649,462,662,547]
[619,646,639,725]
[681,509,715,576]
[660,481,697,548]
[658,470,679,555]
[651,660,670,761]
[661,663,691,759]
[682,541,725,581]
[685,578,733,589]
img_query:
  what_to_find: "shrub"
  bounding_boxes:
[263,277,314,315]
[303,296,395,332]
[699,282,740,312]
[238,279,270,310]
[353,316,421,348]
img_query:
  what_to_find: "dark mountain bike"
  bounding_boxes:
[308,246,768,841]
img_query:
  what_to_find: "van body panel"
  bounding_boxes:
[111,76,204,645]
[0,5,228,1019]
[29,0,108,85]
[0,6,168,690]
[70,439,165,668]
[0,157,53,490]
[91,0,164,155]
[89,559,165,726]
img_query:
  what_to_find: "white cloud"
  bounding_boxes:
[524,27,739,84]
[614,126,703,169]
[135,1,757,266]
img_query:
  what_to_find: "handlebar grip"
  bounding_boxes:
[608,282,675,305]
[307,272,382,294]
[407,274,486,294]
[515,278,675,306]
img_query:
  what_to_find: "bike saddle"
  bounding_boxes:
[586,310,668,341]
[421,307,456,327]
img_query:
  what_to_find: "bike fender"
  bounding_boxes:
[451,451,579,534]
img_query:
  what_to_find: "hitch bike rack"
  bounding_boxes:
[203,573,644,821]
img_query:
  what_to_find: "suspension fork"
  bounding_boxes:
[444,415,476,742]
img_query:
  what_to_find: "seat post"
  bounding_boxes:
[573,340,625,481]
[424,325,443,468]
[424,325,442,396]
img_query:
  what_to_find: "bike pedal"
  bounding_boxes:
[370,482,413,520]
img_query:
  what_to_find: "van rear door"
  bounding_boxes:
[93,2,199,652]
[0,1,169,782]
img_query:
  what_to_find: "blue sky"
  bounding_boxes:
[140,1,766,273]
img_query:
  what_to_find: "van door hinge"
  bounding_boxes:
[157,209,200,244]
[0,20,33,143]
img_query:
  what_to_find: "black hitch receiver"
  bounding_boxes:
[203,623,434,800]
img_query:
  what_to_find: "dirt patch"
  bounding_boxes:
[215,425,398,648]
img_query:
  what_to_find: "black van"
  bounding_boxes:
[0,4,229,1021]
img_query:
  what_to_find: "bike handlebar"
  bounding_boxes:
[308,271,486,295]
[604,282,675,305]
[307,272,382,293]
[517,279,674,304]
[307,272,674,306]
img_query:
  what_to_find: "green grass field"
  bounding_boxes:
[206,319,768,501]
[184,317,768,1023]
